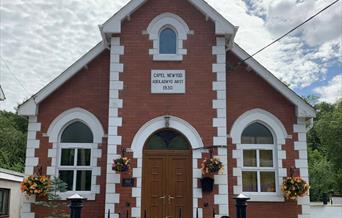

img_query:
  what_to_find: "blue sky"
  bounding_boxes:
[0,0,341,111]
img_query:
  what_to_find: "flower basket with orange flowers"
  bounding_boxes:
[201,157,224,175]
[112,156,131,173]
[20,175,50,197]
[281,176,310,200]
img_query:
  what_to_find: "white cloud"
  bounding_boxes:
[208,0,341,88]
[314,75,342,103]
[0,0,341,111]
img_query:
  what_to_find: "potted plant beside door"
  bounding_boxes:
[200,157,224,192]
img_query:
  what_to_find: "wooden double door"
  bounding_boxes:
[141,150,192,218]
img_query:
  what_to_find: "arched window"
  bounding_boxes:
[58,121,93,191]
[61,121,93,143]
[159,27,177,54]
[241,123,276,193]
[241,122,273,144]
[145,129,190,150]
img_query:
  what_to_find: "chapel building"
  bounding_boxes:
[18,0,315,218]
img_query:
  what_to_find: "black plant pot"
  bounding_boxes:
[201,177,214,193]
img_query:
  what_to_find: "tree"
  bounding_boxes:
[308,148,335,201]
[307,100,342,201]
[0,110,27,172]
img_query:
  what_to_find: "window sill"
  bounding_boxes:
[153,54,183,61]
[244,194,285,202]
[58,191,96,200]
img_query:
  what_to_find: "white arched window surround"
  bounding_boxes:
[146,13,191,61]
[46,108,104,200]
[230,109,288,202]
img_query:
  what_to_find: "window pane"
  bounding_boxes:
[145,135,168,149]
[61,149,75,166]
[145,129,189,150]
[159,28,177,54]
[61,121,93,143]
[242,171,257,192]
[260,150,273,167]
[260,172,276,192]
[243,150,257,167]
[241,123,273,144]
[59,170,74,191]
[77,149,91,166]
[169,135,189,150]
[0,189,9,215]
[76,170,92,191]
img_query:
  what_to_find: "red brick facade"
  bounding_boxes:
[227,54,301,218]
[24,0,308,217]
[118,0,216,216]
[33,51,110,218]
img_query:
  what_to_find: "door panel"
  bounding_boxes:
[142,150,192,218]
[166,155,192,218]
[142,156,166,218]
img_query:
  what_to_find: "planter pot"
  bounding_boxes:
[201,177,214,193]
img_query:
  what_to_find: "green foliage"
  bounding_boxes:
[308,148,335,201]
[0,110,27,172]
[307,100,342,201]
[48,177,68,200]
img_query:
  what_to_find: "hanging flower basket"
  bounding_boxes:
[112,156,131,173]
[20,175,50,197]
[201,157,224,175]
[281,176,310,200]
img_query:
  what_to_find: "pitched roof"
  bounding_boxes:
[18,0,315,118]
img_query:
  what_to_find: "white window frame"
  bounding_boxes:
[58,143,93,192]
[46,108,103,200]
[230,109,289,202]
[241,144,278,196]
[146,13,191,61]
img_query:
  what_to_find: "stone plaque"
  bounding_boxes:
[151,70,185,94]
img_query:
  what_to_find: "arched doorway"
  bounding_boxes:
[141,129,193,218]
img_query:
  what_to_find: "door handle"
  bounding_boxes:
[160,195,166,204]
[168,195,174,204]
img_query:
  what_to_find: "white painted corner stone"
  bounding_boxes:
[21,116,40,218]
[212,37,229,217]
[294,118,311,218]
[105,36,124,218]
